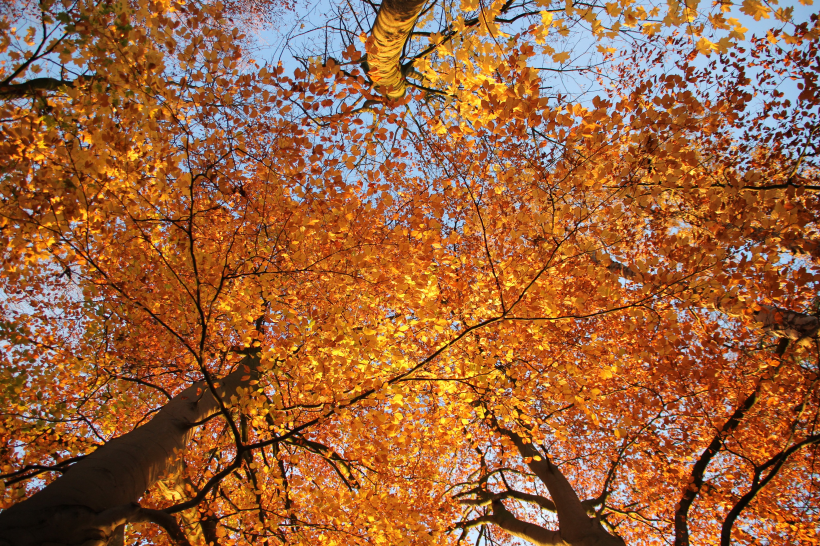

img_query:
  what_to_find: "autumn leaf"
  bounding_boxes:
[696,37,717,55]
[741,0,771,20]
[553,51,570,63]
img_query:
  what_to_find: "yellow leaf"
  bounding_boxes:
[774,6,794,21]
[540,11,554,26]
[553,51,570,63]
[605,2,620,16]
[741,0,770,21]
[696,37,716,55]
[715,37,733,53]
[729,19,747,40]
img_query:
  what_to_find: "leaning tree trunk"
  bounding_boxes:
[0,355,259,546]
[367,0,427,98]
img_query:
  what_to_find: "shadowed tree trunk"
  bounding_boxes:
[460,419,626,546]
[751,305,819,341]
[0,354,259,546]
[367,0,427,98]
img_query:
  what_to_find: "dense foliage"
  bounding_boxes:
[1,0,819,544]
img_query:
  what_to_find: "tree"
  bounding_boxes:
[1,0,819,544]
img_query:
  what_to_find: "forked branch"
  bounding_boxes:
[673,369,772,546]
[460,412,625,546]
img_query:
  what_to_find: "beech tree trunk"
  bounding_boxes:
[0,355,258,546]
[497,429,625,546]
[752,305,819,341]
[461,419,626,546]
[367,0,427,98]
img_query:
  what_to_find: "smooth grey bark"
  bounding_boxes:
[0,354,259,546]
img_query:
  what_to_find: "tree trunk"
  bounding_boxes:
[367,0,427,98]
[0,355,259,546]
[477,421,626,546]
[752,305,819,341]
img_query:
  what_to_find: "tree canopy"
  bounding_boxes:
[0,0,819,544]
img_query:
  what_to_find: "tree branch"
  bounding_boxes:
[367,0,428,98]
[673,371,770,546]
[132,507,194,546]
[720,434,820,546]
[0,77,83,98]
[457,487,557,512]
[485,499,563,546]
[486,415,625,545]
